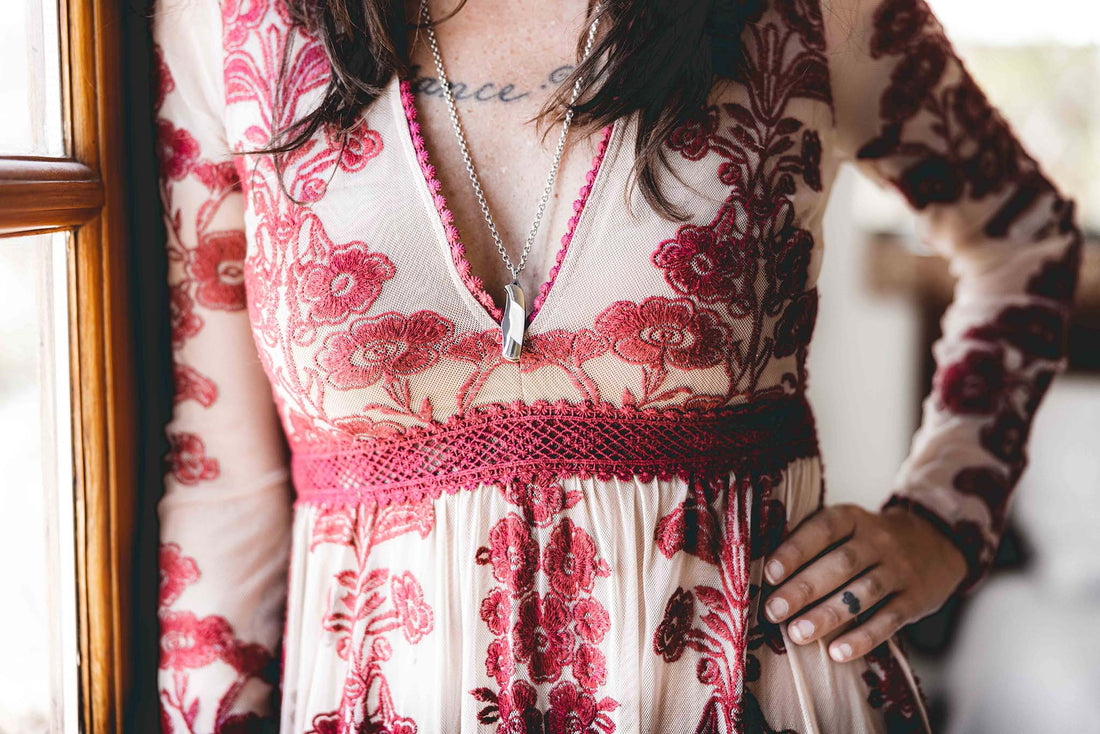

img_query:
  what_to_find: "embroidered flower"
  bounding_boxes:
[773,289,818,358]
[594,296,728,370]
[500,475,582,528]
[546,681,617,734]
[869,0,931,58]
[771,227,813,303]
[881,38,948,122]
[326,121,384,172]
[493,681,541,731]
[543,519,610,598]
[652,225,753,304]
[776,0,826,51]
[158,543,199,609]
[572,598,611,644]
[667,107,719,160]
[300,242,395,323]
[485,637,515,684]
[653,588,695,663]
[963,304,1066,362]
[862,642,923,723]
[1026,240,1081,301]
[391,571,434,644]
[221,0,267,49]
[480,587,513,636]
[512,592,574,684]
[158,611,235,670]
[573,644,608,691]
[654,494,722,564]
[934,349,1005,414]
[190,230,247,310]
[318,310,454,389]
[896,153,966,209]
[979,410,1028,469]
[156,119,200,180]
[166,431,219,485]
[478,514,540,594]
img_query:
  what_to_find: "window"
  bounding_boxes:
[0,0,133,732]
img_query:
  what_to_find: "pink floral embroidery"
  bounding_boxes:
[159,543,200,608]
[299,241,395,323]
[499,475,582,529]
[512,592,575,684]
[546,681,619,734]
[317,311,455,389]
[594,296,728,370]
[391,571,434,645]
[477,513,540,594]
[543,519,611,598]
[191,230,248,311]
[173,364,218,408]
[156,119,200,180]
[166,432,219,485]
[480,587,513,636]
[572,598,610,645]
[651,224,753,303]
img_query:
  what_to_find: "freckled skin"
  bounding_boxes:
[408,0,605,312]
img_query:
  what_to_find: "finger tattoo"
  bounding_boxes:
[842,590,860,615]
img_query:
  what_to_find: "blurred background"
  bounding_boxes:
[0,0,1097,731]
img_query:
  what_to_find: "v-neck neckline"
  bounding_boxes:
[394,75,618,333]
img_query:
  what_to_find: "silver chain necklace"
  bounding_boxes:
[418,0,602,361]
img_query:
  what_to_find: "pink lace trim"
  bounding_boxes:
[527,122,614,321]
[398,78,613,326]
[291,394,820,507]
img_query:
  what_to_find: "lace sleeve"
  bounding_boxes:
[821,0,1084,596]
[154,0,292,729]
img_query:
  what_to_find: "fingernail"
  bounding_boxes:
[766,597,788,622]
[790,619,814,643]
[765,559,784,583]
[831,642,852,662]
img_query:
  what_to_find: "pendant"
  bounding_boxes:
[501,280,526,362]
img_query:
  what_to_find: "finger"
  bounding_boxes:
[764,539,876,624]
[763,506,858,587]
[784,566,896,645]
[827,593,913,663]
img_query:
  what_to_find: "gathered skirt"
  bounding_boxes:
[279,449,932,733]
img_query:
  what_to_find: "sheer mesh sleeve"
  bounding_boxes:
[821,0,1084,595]
[154,0,292,729]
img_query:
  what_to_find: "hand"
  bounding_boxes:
[760,502,968,663]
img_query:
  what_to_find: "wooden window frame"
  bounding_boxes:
[0,0,135,732]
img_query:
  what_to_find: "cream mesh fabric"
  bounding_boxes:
[153,0,1082,730]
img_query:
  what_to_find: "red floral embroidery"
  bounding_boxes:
[513,591,575,684]
[191,230,247,311]
[573,598,610,645]
[651,224,754,304]
[544,519,611,598]
[391,571,434,645]
[299,241,395,323]
[653,588,694,663]
[499,474,582,529]
[166,431,219,485]
[173,364,218,407]
[595,296,728,370]
[317,311,455,389]
[156,119,200,180]
[477,513,540,594]
[934,348,1005,414]
[860,641,928,732]
[159,543,200,608]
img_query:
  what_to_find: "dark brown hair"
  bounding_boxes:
[257,0,760,219]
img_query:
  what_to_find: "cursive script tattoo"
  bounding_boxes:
[410,64,574,103]
[841,590,860,615]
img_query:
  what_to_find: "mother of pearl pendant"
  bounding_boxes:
[501,281,526,362]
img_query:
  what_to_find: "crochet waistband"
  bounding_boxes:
[291,393,820,507]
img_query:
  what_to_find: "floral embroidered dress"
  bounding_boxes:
[153,0,1083,731]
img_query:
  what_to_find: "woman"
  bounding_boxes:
[152,0,1082,730]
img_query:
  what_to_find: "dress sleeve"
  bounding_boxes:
[821,0,1084,596]
[153,0,293,730]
